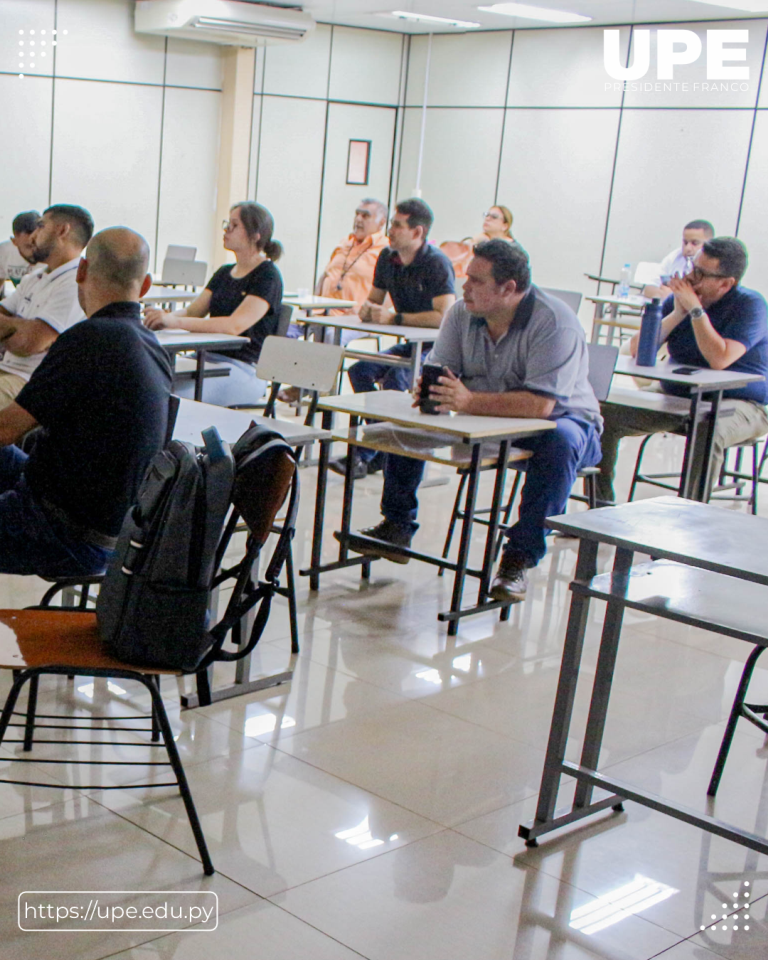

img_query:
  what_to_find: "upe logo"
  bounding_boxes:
[604,29,749,81]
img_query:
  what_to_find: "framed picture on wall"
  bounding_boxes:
[346,140,371,185]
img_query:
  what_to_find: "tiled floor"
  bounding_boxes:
[0,426,766,959]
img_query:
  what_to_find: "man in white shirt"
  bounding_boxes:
[0,211,40,295]
[647,219,714,297]
[0,204,92,409]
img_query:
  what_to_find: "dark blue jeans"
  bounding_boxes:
[381,417,602,568]
[348,343,430,463]
[0,445,111,577]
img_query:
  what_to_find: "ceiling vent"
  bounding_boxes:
[135,0,315,46]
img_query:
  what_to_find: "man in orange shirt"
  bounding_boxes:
[316,198,389,318]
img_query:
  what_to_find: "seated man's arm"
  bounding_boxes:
[0,316,60,357]
[399,293,456,329]
[668,275,749,370]
[430,371,555,418]
[628,300,687,357]
[359,285,386,322]
[0,401,38,446]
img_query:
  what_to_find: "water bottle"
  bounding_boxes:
[636,298,663,367]
[617,263,632,299]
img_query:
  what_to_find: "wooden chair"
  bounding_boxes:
[257,335,344,428]
[0,426,298,878]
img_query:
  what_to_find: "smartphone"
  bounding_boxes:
[419,363,446,415]
[672,366,699,375]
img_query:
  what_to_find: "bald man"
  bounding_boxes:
[0,227,172,577]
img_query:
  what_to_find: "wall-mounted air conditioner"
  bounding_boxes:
[135,0,315,46]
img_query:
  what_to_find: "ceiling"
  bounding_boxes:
[247,0,766,32]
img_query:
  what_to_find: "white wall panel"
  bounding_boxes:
[165,38,223,90]
[623,20,766,109]
[397,108,504,243]
[603,109,753,280]
[759,62,768,108]
[316,104,396,277]
[497,109,621,305]
[262,24,331,100]
[156,88,221,276]
[328,27,402,106]
[256,96,327,291]
[735,113,768,296]
[508,26,629,108]
[0,75,52,237]
[56,0,165,84]
[50,79,162,244]
[406,32,511,107]
[0,0,55,76]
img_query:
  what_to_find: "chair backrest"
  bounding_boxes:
[275,302,294,338]
[439,240,473,280]
[165,245,196,261]
[587,342,619,402]
[633,261,663,285]
[161,258,208,286]
[541,287,583,313]
[256,336,343,394]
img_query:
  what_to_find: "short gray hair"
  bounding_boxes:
[88,228,150,288]
[360,198,388,222]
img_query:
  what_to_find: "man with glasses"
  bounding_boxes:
[597,236,768,503]
[0,204,92,410]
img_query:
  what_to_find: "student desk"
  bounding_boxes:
[293,314,438,389]
[607,357,764,500]
[587,294,647,345]
[152,329,249,402]
[172,398,331,708]
[282,294,356,314]
[300,390,554,635]
[520,496,768,857]
[141,287,200,307]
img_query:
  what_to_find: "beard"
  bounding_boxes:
[30,240,53,263]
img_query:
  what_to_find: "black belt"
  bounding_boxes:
[39,497,118,552]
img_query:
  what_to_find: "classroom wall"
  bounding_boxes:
[2,1,767,309]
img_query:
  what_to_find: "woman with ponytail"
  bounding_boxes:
[145,201,283,405]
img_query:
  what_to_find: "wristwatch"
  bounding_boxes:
[393,312,404,325]
[689,307,706,321]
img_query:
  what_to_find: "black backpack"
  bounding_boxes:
[96,428,235,671]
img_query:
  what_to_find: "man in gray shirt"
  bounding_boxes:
[341,240,602,602]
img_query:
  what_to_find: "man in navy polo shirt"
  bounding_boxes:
[330,197,455,479]
[597,236,768,503]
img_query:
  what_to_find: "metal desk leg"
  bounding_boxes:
[309,412,332,591]
[590,304,604,344]
[409,341,423,388]
[478,439,510,602]
[447,443,482,637]
[520,539,599,842]
[573,546,633,810]
[338,415,359,562]
[194,350,206,402]
[696,391,722,502]
[679,391,701,499]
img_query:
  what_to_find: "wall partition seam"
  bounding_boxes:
[388,32,407,215]
[153,37,169,275]
[47,0,58,206]
[597,25,632,283]
[494,29,515,205]
[252,48,267,198]
[394,33,412,202]
[312,25,334,284]
[244,46,258,200]
[735,27,768,236]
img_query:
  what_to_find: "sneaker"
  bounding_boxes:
[329,453,368,480]
[338,518,413,564]
[489,552,529,602]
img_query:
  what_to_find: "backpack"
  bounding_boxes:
[96,428,235,671]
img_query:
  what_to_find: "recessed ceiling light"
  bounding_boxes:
[382,10,481,29]
[683,0,768,10]
[478,3,592,23]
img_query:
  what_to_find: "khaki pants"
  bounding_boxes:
[597,396,768,503]
[0,371,27,411]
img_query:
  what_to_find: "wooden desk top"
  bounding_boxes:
[172,398,330,447]
[613,355,764,393]
[318,390,555,442]
[142,287,199,305]
[283,295,356,311]
[547,496,768,586]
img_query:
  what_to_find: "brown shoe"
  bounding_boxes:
[277,386,301,404]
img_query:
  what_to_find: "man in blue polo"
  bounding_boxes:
[330,197,455,479]
[340,240,602,602]
[597,236,768,503]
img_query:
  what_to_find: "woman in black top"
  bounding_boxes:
[145,202,283,405]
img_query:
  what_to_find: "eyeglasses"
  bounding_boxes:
[690,265,728,280]
[222,219,238,232]
[483,211,504,221]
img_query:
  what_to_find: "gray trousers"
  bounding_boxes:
[597,396,768,503]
